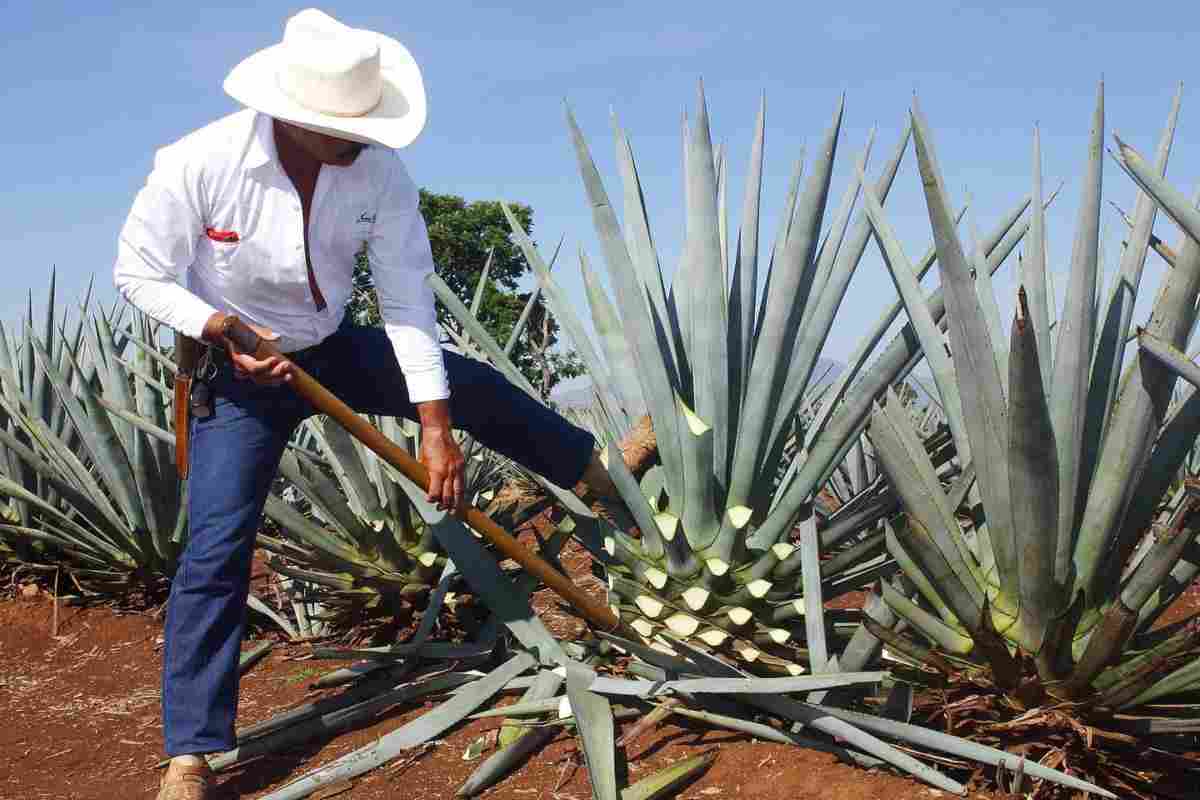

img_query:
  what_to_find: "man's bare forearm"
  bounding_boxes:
[416,399,454,434]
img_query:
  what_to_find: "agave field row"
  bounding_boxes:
[4,81,1200,799]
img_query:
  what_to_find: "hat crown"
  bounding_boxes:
[276,8,382,118]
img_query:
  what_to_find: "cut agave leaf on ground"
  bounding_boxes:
[212,670,491,773]
[565,662,619,800]
[237,641,273,676]
[457,726,558,798]
[470,697,563,719]
[804,704,1116,798]
[666,705,883,769]
[584,672,886,698]
[259,652,536,800]
[234,661,431,742]
[657,635,966,794]
[458,670,565,797]
[620,752,716,800]
[500,670,564,745]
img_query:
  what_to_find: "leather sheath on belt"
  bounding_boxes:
[174,333,201,479]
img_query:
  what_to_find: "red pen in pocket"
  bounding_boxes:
[206,227,240,243]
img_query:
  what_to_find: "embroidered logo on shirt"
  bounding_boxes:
[357,211,377,224]
[205,227,240,243]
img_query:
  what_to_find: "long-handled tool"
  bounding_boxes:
[219,315,621,633]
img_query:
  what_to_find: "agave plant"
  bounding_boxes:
[0,275,190,593]
[258,408,537,631]
[860,84,1200,796]
[491,85,1053,680]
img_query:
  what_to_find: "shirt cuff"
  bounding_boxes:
[173,297,220,341]
[382,321,450,404]
[403,369,451,404]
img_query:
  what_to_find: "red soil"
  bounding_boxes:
[6,537,1194,800]
[0,587,998,800]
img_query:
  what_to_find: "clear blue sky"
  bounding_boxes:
[4,1,1197,368]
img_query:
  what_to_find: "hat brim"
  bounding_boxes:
[223,35,426,150]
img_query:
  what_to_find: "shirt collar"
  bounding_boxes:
[245,112,278,173]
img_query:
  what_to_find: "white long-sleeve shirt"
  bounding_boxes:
[113,109,450,402]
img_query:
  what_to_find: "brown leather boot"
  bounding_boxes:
[155,757,214,800]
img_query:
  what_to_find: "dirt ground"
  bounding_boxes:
[5,537,1193,800]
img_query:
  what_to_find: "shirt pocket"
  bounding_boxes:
[201,225,243,276]
[195,220,256,299]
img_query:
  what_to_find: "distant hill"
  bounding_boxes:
[550,358,845,410]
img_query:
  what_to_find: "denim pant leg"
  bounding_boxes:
[317,325,596,489]
[162,373,305,756]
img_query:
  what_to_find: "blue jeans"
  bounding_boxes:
[162,323,595,756]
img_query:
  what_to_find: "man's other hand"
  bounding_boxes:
[416,401,465,514]
[202,311,293,386]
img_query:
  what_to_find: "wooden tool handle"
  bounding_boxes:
[221,316,621,632]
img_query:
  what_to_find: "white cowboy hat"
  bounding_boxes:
[223,8,427,149]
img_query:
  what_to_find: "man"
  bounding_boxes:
[114,10,611,799]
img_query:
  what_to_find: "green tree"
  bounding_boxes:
[347,190,583,397]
